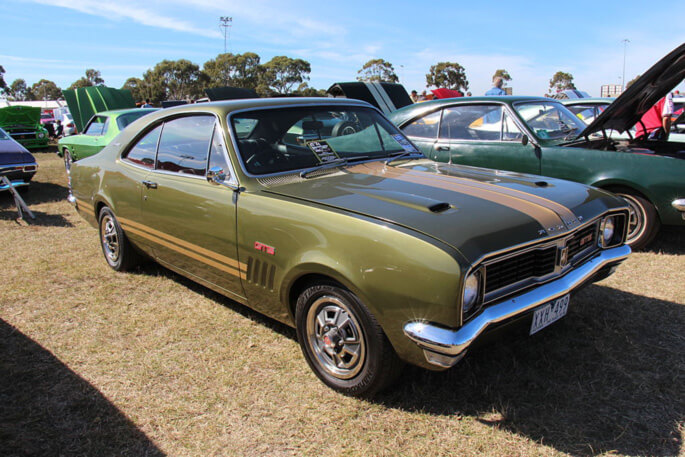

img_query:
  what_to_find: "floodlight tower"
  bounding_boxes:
[220,16,233,54]
[621,38,630,92]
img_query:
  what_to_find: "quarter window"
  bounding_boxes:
[208,124,230,174]
[156,116,215,176]
[439,105,503,140]
[84,116,108,136]
[502,110,523,141]
[402,110,441,138]
[123,124,161,169]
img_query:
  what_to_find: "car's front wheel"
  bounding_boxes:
[295,283,403,397]
[612,188,660,250]
[98,207,141,271]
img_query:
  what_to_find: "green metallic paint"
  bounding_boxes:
[69,98,629,370]
[391,97,685,228]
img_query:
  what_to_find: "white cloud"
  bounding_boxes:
[27,0,221,38]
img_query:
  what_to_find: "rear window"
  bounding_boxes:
[116,110,156,131]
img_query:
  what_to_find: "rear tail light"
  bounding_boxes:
[23,165,37,172]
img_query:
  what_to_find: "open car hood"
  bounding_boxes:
[0,106,41,127]
[326,82,413,114]
[579,43,685,137]
[62,86,136,132]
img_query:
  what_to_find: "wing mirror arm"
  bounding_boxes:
[207,166,243,192]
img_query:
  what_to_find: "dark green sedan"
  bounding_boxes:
[391,44,685,249]
[68,98,630,396]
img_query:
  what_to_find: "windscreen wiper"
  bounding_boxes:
[300,158,348,178]
[385,151,423,165]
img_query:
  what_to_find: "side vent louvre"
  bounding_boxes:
[247,256,276,290]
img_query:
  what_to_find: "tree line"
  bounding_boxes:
[1,55,602,104]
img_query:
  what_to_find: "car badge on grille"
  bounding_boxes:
[579,233,593,247]
[558,246,569,267]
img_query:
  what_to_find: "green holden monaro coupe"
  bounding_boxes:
[68,98,631,396]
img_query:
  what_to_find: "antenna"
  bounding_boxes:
[219,16,233,54]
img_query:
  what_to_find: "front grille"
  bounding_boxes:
[485,246,557,294]
[567,223,598,260]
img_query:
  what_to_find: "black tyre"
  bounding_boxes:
[612,188,660,250]
[295,283,403,397]
[98,207,141,271]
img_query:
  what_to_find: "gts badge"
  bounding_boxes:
[254,241,275,255]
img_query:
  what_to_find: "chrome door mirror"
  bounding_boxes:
[206,166,242,192]
[207,166,228,184]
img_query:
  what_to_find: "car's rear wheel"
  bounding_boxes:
[98,207,140,271]
[63,148,72,174]
[295,283,403,397]
[612,188,660,250]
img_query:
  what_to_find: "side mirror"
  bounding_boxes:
[207,166,228,184]
[521,134,529,146]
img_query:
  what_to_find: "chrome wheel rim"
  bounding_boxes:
[100,214,120,264]
[619,193,646,244]
[306,296,365,379]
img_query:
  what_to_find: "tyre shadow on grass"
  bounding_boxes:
[644,226,685,255]
[377,284,684,457]
[0,319,165,456]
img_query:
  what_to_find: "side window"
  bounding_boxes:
[123,124,161,168]
[401,111,441,139]
[84,116,108,136]
[502,110,523,141]
[208,124,230,174]
[156,115,215,176]
[439,105,503,140]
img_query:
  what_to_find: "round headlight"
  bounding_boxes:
[602,217,616,245]
[38,132,45,139]
[462,272,480,315]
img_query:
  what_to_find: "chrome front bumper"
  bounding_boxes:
[404,244,631,368]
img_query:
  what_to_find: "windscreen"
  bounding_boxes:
[230,106,419,175]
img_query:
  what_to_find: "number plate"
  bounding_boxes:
[530,294,570,335]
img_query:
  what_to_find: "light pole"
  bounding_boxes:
[219,16,233,54]
[621,38,630,92]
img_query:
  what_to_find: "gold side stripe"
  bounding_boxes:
[350,162,566,231]
[124,225,246,280]
[405,168,577,225]
[76,198,95,215]
[118,216,246,270]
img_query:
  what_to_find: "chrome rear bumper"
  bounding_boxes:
[404,244,631,368]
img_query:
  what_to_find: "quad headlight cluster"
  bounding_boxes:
[599,214,626,248]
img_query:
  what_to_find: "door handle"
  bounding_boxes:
[142,180,157,189]
[436,145,450,151]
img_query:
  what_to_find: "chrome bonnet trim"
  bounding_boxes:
[404,244,630,362]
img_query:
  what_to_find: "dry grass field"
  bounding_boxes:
[1,151,683,457]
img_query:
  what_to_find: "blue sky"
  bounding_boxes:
[2,0,684,97]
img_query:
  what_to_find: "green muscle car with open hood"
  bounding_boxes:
[57,85,156,172]
[0,106,49,149]
[390,43,685,249]
[68,98,630,396]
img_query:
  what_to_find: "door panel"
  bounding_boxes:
[141,173,245,299]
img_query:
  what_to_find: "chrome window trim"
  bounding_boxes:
[0,162,39,169]
[120,112,239,187]
[225,102,421,179]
